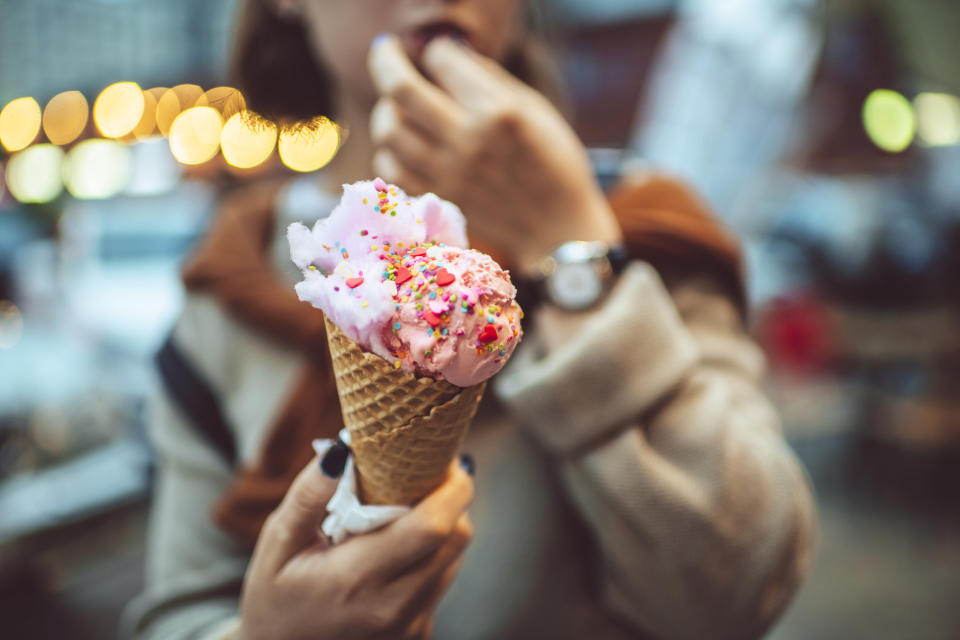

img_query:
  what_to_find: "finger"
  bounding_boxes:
[371,99,444,179]
[381,463,473,572]
[335,462,473,579]
[420,555,466,621]
[387,557,462,640]
[373,148,431,196]
[255,445,340,574]
[388,512,471,592]
[383,514,472,634]
[421,38,513,111]
[368,35,463,139]
[403,614,435,640]
[389,514,471,617]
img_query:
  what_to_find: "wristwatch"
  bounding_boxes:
[532,241,628,311]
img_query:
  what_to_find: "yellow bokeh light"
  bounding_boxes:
[42,91,89,146]
[913,92,960,147]
[0,97,42,152]
[220,111,277,169]
[145,87,169,137]
[4,144,65,203]
[132,89,159,139]
[173,84,204,108]
[155,91,180,137]
[145,87,169,104]
[862,89,916,153]
[278,119,340,172]
[196,87,246,121]
[94,82,145,138]
[63,138,131,199]
[169,106,223,165]
[0,300,24,350]
[155,84,203,137]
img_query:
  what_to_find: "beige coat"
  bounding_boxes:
[122,182,815,640]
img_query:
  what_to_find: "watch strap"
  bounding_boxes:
[608,245,629,275]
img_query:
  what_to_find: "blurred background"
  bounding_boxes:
[1,0,959,638]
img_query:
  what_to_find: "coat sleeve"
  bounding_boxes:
[495,262,816,640]
[119,296,248,640]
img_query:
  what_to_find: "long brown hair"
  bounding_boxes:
[229,0,568,125]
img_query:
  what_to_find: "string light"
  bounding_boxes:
[172,84,204,109]
[1,80,349,175]
[4,143,64,203]
[42,91,89,146]
[168,106,223,165]
[278,118,340,172]
[862,89,915,153]
[63,138,131,199]
[913,92,960,147]
[131,88,159,140]
[94,82,145,138]
[0,97,42,152]
[196,86,246,120]
[220,111,276,169]
[156,84,203,137]
[145,87,169,104]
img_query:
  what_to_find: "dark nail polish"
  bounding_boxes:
[459,453,475,476]
[320,441,350,478]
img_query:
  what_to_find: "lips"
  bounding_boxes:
[404,21,471,59]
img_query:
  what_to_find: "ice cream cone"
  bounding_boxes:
[325,316,486,505]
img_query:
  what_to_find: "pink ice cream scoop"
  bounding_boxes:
[288,178,522,386]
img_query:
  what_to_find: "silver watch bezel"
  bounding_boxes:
[536,241,616,311]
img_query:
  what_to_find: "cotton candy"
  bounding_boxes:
[288,178,522,386]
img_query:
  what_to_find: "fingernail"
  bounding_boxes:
[372,33,390,48]
[320,440,350,478]
[312,438,334,457]
[459,453,475,476]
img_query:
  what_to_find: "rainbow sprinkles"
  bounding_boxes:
[289,178,522,387]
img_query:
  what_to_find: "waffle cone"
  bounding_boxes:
[324,317,486,505]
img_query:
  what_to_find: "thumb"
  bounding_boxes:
[255,439,344,574]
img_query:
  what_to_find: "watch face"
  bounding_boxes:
[547,262,603,309]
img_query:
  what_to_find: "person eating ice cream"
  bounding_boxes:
[123,1,816,639]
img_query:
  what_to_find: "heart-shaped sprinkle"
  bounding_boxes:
[346,277,364,289]
[394,267,412,285]
[478,324,498,343]
[435,268,455,287]
[425,312,442,327]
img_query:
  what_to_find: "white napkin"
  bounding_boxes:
[313,431,409,544]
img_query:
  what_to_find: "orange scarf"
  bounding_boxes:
[181,175,744,546]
